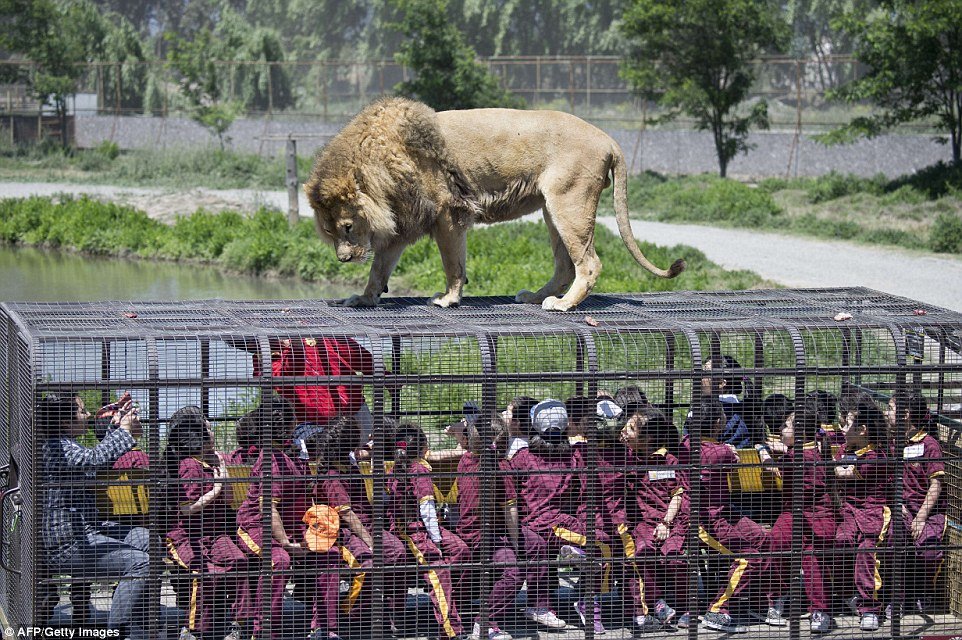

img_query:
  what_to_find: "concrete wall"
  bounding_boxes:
[74,114,954,179]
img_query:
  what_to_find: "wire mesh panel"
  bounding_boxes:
[0,288,961,640]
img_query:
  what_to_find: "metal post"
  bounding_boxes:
[286,136,299,226]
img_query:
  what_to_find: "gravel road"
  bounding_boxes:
[3,181,960,312]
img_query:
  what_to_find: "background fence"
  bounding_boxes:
[0,55,899,131]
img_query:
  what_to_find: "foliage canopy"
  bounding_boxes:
[621,0,788,177]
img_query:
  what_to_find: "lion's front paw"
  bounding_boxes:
[339,294,379,307]
[515,289,545,304]
[541,296,574,312]
[430,292,461,309]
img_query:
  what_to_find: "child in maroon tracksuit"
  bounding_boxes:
[163,406,250,639]
[387,424,469,640]
[315,415,409,630]
[448,415,522,640]
[886,392,945,613]
[499,399,572,631]
[234,396,342,640]
[566,396,620,636]
[690,398,769,634]
[764,400,835,633]
[620,403,689,632]
[833,392,891,632]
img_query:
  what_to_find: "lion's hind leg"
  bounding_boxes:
[515,214,575,305]
[539,188,603,312]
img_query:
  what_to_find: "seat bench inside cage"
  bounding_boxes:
[1,287,962,639]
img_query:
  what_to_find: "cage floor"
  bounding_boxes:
[51,586,962,639]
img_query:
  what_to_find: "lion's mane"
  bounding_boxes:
[304,97,477,247]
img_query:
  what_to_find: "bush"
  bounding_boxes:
[930,212,962,253]
[627,174,781,227]
[805,171,886,204]
[888,161,962,199]
[96,140,121,161]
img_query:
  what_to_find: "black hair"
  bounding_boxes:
[840,391,886,445]
[564,395,596,428]
[37,393,80,437]
[689,396,726,440]
[509,396,537,433]
[635,405,679,453]
[235,413,259,453]
[706,355,744,395]
[762,394,793,432]
[793,404,820,444]
[315,415,361,469]
[805,390,838,424]
[162,406,208,469]
[241,394,296,447]
[393,423,429,465]
[902,391,933,433]
[614,385,649,410]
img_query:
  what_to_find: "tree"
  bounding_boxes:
[0,0,108,146]
[621,0,788,177]
[390,0,524,111]
[824,0,962,164]
[166,27,244,150]
[784,0,879,92]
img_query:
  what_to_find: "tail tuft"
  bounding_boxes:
[668,259,686,278]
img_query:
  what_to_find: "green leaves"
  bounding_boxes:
[827,0,962,163]
[621,0,787,176]
[390,0,524,110]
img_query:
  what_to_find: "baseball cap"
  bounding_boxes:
[463,401,481,426]
[302,504,340,552]
[530,399,568,434]
[596,399,623,420]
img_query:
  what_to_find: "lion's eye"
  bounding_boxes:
[344,223,353,234]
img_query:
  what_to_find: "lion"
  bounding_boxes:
[304,97,685,311]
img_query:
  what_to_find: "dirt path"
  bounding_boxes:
[4,181,960,311]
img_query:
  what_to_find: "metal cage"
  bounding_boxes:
[1,287,961,639]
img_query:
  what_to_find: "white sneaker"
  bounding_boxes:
[468,623,482,640]
[860,613,880,631]
[749,596,788,626]
[487,629,512,640]
[810,611,831,634]
[524,607,567,629]
[559,544,586,561]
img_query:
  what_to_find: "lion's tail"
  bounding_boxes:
[611,146,686,279]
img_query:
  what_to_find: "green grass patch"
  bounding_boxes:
[0,195,769,295]
[609,166,962,256]
[0,144,311,190]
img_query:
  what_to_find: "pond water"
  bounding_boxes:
[0,245,352,302]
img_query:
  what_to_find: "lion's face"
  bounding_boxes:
[314,201,373,263]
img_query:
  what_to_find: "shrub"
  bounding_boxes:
[632,175,781,227]
[96,140,121,160]
[805,171,885,204]
[888,161,962,200]
[930,212,962,253]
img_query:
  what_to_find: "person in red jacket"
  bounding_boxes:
[230,335,374,455]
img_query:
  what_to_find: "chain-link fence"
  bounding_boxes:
[1,288,962,638]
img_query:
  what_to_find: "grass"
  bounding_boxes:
[0,195,771,295]
[6,143,958,255]
[0,141,313,190]
[598,162,962,255]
